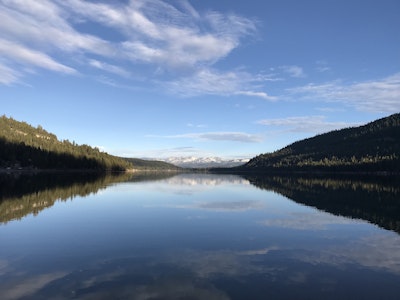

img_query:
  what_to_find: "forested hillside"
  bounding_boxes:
[0,115,132,171]
[242,113,400,173]
[124,158,181,171]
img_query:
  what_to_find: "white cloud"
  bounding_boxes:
[162,131,263,143]
[257,115,360,134]
[0,62,20,85]
[0,0,111,82]
[177,0,201,19]
[315,60,331,73]
[0,39,76,74]
[112,146,213,159]
[59,0,254,69]
[0,0,266,98]
[88,59,130,78]
[166,68,276,100]
[187,123,207,128]
[280,65,306,78]
[0,1,113,55]
[236,91,278,101]
[315,107,345,113]
[289,73,400,113]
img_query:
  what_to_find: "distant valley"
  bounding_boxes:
[1,113,399,173]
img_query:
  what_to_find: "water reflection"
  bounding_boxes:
[293,233,400,274]
[260,211,358,230]
[1,173,400,299]
[0,172,176,224]
[162,173,250,186]
[244,174,400,233]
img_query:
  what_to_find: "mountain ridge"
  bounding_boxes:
[160,156,249,168]
[0,116,179,172]
[0,115,132,171]
[124,157,181,171]
[237,113,400,173]
[2,113,399,173]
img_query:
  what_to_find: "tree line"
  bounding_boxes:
[241,113,400,173]
[0,115,132,171]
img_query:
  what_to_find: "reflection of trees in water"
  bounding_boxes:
[0,172,176,224]
[3,172,399,235]
[244,175,400,234]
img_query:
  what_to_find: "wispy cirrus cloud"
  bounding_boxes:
[315,60,331,73]
[0,0,113,55]
[0,38,76,75]
[236,91,278,101]
[88,59,130,78]
[288,73,400,113]
[0,0,271,99]
[0,63,20,85]
[187,123,207,128]
[112,146,211,159]
[165,68,277,100]
[152,131,263,143]
[279,65,306,78]
[257,115,360,134]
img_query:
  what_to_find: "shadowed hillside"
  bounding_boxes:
[0,115,132,171]
[241,113,400,173]
[124,157,181,171]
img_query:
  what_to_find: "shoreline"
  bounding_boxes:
[1,167,399,177]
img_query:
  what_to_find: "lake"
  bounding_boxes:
[1,172,400,299]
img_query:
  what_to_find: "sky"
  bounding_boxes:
[1,0,400,160]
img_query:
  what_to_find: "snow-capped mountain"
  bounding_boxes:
[160,156,250,168]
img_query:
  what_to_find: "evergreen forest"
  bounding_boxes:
[124,158,181,171]
[239,113,400,173]
[0,115,132,171]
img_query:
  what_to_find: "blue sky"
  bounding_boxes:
[1,0,399,159]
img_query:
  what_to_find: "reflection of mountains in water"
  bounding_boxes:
[160,173,249,186]
[0,172,176,224]
[245,175,400,234]
[2,173,400,235]
[0,173,251,224]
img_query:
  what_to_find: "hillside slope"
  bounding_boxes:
[242,113,400,173]
[124,158,181,171]
[0,115,132,171]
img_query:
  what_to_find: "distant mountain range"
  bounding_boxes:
[0,116,178,172]
[160,156,250,168]
[236,113,400,173]
[124,158,181,170]
[1,113,399,173]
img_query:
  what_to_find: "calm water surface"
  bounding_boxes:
[1,173,400,299]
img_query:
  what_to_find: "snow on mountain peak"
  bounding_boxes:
[161,156,249,168]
